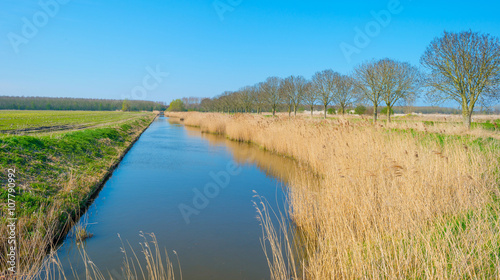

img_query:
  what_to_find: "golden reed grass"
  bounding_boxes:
[167,112,500,279]
[9,232,179,280]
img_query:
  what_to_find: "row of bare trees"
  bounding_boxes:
[197,31,500,128]
[200,60,421,122]
[356,59,421,122]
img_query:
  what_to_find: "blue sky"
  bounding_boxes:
[0,0,499,106]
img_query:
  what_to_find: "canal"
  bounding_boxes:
[55,117,299,279]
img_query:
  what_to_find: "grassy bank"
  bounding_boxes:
[0,111,156,277]
[167,112,500,279]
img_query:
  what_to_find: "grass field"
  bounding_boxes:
[0,110,156,277]
[0,110,152,134]
[167,112,500,279]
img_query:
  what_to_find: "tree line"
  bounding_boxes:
[0,96,167,112]
[177,30,500,128]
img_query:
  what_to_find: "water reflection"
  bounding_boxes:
[54,117,317,280]
[178,121,322,277]
[181,123,321,191]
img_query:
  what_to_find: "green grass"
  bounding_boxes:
[0,114,154,213]
[0,111,156,273]
[385,125,500,153]
[0,110,151,133]
[472,120,500,131]
[418,119,500,131]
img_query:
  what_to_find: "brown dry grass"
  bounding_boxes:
[19,232,179,280]
[167,112,500,279]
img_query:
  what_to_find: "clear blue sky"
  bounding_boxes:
[0,0,499,106]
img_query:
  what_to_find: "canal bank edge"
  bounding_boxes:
[53,113,159,246]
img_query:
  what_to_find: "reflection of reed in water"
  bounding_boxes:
[183,125,321,190]
[183,124,320,279]
[167,118,182,125]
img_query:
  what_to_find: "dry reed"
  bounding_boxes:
[167,112,500,279]
[9,232,179,280]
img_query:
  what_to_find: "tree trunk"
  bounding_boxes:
[463,110,472,129]
[373,104,378,122]
[387,106,391,123]
[294,105,297,116]
[310,105,314,117]
[324,105,327,119]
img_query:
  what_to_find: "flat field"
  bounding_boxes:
[0,110,152,134]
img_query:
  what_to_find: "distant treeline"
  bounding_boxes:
[0,96,167,111]
[170,96,468,115]
[392,106,461,114]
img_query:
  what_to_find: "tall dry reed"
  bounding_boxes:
[167,112,500,279]
[13,232,179,280]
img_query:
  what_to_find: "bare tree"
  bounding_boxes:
[282,75,308,116]
[254,83,267,114]
[239,86,256,113]
[354,61,384,121]
[215,96,225,112]
[261,77,282,116]
[200,98,212,112]
[333,74,358,115]
[355,59,421,122]
[280,79,293,116]
[181,97,201,111]
[219,91,233,113]
[379,59,421,122]
[421,30,500,128]
[235,91,246,113]
[312,69,337,119]
[302,82,316,117]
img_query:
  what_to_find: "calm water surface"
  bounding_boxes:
[55,117,299,279]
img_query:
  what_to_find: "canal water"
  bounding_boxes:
[55,117,299,279]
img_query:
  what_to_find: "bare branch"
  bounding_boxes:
[421,30,500,128]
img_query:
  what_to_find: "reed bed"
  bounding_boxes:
[167,112,500,279]
[24,232,179,280]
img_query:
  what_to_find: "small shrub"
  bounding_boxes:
[380,106,394,115]
[354,105,367,115]
[167,99,186,112]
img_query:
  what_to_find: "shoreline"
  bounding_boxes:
[52,114,159,247]
[0,112,158,277]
